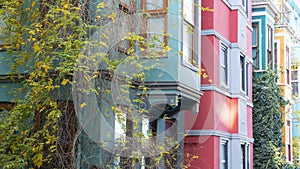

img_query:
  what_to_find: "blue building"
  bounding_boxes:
[0,0,203,168]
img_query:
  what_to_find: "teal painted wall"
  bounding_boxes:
[252,6,276,71]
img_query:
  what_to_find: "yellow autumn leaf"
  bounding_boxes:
[80,102,87,109]
[32,152,43,168]
[107,13,116,22]
[15,43,20,50]
[202,73,208,79]
[31,1,36,7]
[61,79,68,86]
[64,3,70,9]
[33,42,40,52]
[97,2,105,9]
[164,46,172,51]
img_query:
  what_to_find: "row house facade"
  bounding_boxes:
[252,0,300,163]
[290,0,300,165]
[78,0,203,168]
[185,0,254,168]
[0,0,255,168]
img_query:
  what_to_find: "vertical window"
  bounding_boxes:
[286,46,290,84]
[246,62,249,96]
[267,26,273,68]
[183,0,197,66]
[142,0,167,54]
[241,55,245,92]
[243,0,248,17]
[117,0,135,53]
[0,6,9,48]
[292,67,299,96]
[287,121,291,144]
[292,70,298,80]
[241,144,250,169]
[287,121,292,162]
[220,44,228,86]
[252,23,259,69]
[240,54,249,95]
[292,82,299,95]
[220,140,228,169]
[274,42,278,70]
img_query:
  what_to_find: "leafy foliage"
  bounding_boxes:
[252,70,288,169]
[0,0,204,168]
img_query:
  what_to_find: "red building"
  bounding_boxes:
[185,0,254,168]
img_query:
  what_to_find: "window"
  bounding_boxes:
[246,62,249,96]
[287,121,291,144]
[182,0,197,66]
[252,24,258,48]
[220,140,228,169]
[292,82,299,95]
[241,55,245,92]
[240,54,249,95]
[252,23,259,69]
[117,0,135,53]
[275,42,278,70]
[0,7,10,49]
[267,26,273,67]
[220,44,228,86]
[286,46,290,84]
[287,121,292,162]
[242,0,249,17]
[292,70,298,81]
[241,144,250,169]
[142,0,168,54]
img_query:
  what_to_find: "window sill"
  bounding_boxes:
[220,83,229,91]
[182,59,199,72]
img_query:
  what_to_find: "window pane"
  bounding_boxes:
[146,0,164,10]
[292,70,298,80]
[241,56,245,91]
[221,67,227,85]
[183,0,194,25]
[146,16,165,51]
[292,82,298,95]
[252,25,257,46]
[0,14,7,45]
[220,46,228,85]
[183,23,193,63]
[220,141,228,169]
[246,63,249,95]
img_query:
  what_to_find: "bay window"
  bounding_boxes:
[142,0,167,54]
[183,0,197,66]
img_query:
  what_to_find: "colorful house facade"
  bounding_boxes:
[274,0,300,162]
[252,0,297,163]
[184,0,254,168]
[0,0,257,168]
[76,0,204,168]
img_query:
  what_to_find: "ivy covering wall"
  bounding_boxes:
[252,70,298,169]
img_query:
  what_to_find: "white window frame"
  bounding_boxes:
[240,53,249,95]
[220,139,229,169]
[220,43,229,87]
[241,142,250,169]
[182,0,199,69]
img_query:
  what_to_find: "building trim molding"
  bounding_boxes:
[201,29,231,46]
[186,129,254,143]
[201,84,253,107]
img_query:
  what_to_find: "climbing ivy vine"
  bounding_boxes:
[252,70,295,169]
[0,0,209,168]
